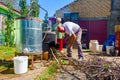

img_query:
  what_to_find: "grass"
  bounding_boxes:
[0,61,13,70]
[0,46,16,60]
[35,61,58,80]
[0,46,16,72]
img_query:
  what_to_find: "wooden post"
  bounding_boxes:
[29,54,35,70]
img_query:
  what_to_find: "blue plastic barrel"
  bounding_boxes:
[14,17,42,54]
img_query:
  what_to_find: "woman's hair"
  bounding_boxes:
[56,17,62,22]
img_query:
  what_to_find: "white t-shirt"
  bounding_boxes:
[63,22,80,36]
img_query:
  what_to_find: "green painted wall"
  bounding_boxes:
[0,3,21,17]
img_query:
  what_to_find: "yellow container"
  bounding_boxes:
[43,51,49,60]
[115,25,120,32]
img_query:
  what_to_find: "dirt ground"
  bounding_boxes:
[0,49,120,80]
[0,61,47,80]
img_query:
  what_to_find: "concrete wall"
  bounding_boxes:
[109,0,120,35]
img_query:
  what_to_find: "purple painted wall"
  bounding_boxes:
[78,20,107,47]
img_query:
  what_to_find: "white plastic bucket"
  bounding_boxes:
[89,40,99,52]
[106,46,114,55]
[13,56,28,74]
[99,45,103,52]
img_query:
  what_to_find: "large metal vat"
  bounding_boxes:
[14,17,42,54]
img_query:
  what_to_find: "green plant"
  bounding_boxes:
[35,62,58,80]
[19,0,29,16]
[30,0,40,17]
[0,45,16,72]
[61,59,69,65]
[0,46,16,60]
[0,30,5,44]
[4,3,15,46]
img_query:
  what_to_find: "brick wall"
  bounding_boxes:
[55,0,111,18]
[56,5,72,18]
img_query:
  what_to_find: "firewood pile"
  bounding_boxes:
[57,50,120,80]
[68,56,120,80]
[55,50,120,80]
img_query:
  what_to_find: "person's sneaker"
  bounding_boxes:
[60,50,64,53]
[78,57,83,61]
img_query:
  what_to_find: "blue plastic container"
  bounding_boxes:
[103,34,115,51]
[108,34,115,41]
